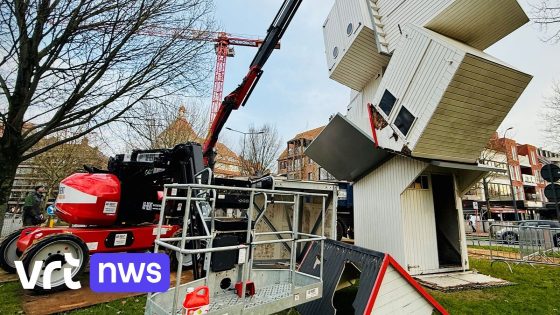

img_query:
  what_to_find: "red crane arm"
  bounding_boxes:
[143,27,280,48]
[202,0,302,168]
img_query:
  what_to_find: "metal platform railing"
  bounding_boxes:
[146,181,327,315]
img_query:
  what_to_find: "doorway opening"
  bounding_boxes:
[431,174,462,268]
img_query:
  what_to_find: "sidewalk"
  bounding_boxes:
[466,231,489,238]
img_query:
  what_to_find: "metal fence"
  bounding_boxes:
[486,223,560,269]
[464,220,517,234]
[1,213,23,238]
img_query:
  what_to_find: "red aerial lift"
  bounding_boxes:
[0,0,302,292]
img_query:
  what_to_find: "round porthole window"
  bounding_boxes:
[347,23,353,35]
[333,46,339,59]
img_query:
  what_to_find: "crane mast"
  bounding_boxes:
[202,0,303,168]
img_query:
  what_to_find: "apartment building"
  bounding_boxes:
[462,134,549,220]
[277,126,335,180]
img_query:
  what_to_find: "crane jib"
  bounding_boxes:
[202,0,303,168]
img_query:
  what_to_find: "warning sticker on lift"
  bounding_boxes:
[152,227,168,236]
[306,287,319,299]
[114,234,127,246]
[103,201,118,214]
[86,242,98,251]
[238,248,247,264]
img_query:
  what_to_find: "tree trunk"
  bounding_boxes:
[0,149,22,233]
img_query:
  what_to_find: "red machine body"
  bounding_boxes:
[16,225,178,253]
[55,173,121,226]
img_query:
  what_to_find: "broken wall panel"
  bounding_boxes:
[297,240,385,315]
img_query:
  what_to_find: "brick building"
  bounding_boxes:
[160,106,242,178]
[277,126,335,180]
[462,133,548,220]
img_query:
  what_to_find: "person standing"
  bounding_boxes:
[22,185,46,226]
[469,214,477,233]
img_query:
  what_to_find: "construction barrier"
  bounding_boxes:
[488,223,560,269]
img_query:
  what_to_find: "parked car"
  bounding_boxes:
[495,220,560,246]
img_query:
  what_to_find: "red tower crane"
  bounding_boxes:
[207,33,280,132]
[145,27,281,131]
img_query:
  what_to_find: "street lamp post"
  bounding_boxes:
[503,127,519,221]
[225,127,265,174]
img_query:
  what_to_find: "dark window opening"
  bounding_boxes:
[346,23,353,35]
[394,106,415,136]
[333,46,339,59]
[379,90,397,116]
[409,175,429,189]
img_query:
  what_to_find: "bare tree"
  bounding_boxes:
[532,3,560,149]
[239,124,282,177]
[0,0,215,226]
[118,99,208,150]
[542,81,560,150]
[532,0,560,42]
[32,131,107,201]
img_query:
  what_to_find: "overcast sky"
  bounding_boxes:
[212,0,560,151]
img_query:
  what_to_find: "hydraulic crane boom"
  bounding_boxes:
[202,0,303,168]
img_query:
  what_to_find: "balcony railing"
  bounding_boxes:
[525,193,542,202]
[522,174,536,184]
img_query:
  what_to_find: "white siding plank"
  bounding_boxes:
[370,265,434,315]
[354,156,428,266]
[401,183,440,274]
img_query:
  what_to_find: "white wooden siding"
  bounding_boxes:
[367,25,462,154]
[374,0,528,52]
[330,27,390,90]
[425,0,529,50]
[413,53,532,162]
[323,5,341,73]
[453,174,469,271]
[354,156,428,265]
[323,0,389,90]
[346,75,382,136]
[370,265,434,315]
[401,181,439,275]
[362,25,530,163]
[397,35,460,150]
[377,0,452,53]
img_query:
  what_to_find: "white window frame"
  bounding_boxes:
[391,105,418,140]
[511,147,518,161]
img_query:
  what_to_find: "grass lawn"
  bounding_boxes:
[469,244,560,258]
[1,258,559,314]
[61,296,147,315]
[428,258,560,314]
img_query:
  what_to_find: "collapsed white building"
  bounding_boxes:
[307,0,532,275]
